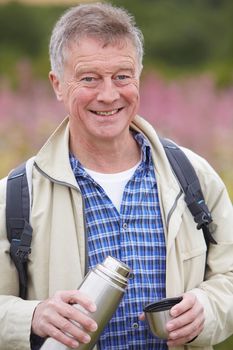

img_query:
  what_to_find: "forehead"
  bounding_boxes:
[64,37,138,73]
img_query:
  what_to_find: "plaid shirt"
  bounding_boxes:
[70,132,167,350]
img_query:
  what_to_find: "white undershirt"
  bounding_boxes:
[84,162,140,212]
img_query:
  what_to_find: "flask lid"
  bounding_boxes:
[102,256,131,278]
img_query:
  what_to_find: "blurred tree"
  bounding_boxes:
[0,2,42,56]
[0,0,233,84]
[112,0,233,79]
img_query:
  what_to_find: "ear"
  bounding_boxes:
[49,71,63,101]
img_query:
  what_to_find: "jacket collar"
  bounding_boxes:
[35,116,78,189]
[131,115,187,251]
[35,114,186,250]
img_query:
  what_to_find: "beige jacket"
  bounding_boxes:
[0,115,233,350]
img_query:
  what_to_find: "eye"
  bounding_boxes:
[116,75,129,80]
[81,76,95,82]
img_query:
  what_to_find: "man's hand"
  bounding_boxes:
[166,292,205,347]
[31,290,98,349]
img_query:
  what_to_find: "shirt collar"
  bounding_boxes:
[70,132,153,177]
[134,131,151,164]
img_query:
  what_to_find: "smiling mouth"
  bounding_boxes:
[90,108,123,116]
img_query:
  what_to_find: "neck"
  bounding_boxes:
[70,131,141,173]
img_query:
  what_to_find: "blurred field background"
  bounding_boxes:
[0,1,233,347]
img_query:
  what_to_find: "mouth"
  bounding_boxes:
[90,108,123,116]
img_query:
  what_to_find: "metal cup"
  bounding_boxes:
[144,296,183,339]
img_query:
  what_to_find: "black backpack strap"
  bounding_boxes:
[160,137,217,247]
[6,161,33,299]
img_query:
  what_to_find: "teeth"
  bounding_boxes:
[95,109,118,116]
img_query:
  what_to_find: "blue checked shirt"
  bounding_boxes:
[70,132,167,350]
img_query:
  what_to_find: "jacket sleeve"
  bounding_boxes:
[185,152,233,346]
[0,177,40,350]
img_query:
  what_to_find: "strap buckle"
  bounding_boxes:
[195,211,212,230]
[16,245,31,262]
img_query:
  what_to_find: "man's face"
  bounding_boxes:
[50,37,140,144]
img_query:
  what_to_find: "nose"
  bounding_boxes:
[97,77,120,104]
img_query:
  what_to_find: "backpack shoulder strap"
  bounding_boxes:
[160,137,217,247]
[6,157,35,299]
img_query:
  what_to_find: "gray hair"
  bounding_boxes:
[49,2,144,78]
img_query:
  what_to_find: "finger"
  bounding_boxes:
[170,293,195,318]
[47,312,92,344]
[167,335,198,346]
[167,306,202,332]
[44,323,80,349]
[44,298,98,333]
[34,303,97,345]
[169,295,203,330]
[167,317,204,346]
[55,290,97,313]
[32,295,98,339]
[138,312,145,321]
[59,302,98,332]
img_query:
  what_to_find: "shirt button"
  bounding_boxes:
[123,222,128,230]
[132,322,139,329]
[129,272,135,280]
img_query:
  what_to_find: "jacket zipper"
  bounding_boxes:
[167,189,183,226]
[34,162,89,275]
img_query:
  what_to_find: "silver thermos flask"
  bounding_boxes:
[41,256,131,350]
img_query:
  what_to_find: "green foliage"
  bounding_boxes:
[0,0,233,84]
[112,0,233,80]
[0,2,66,81]
[215,335,233,350]
[0,2,41,56]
